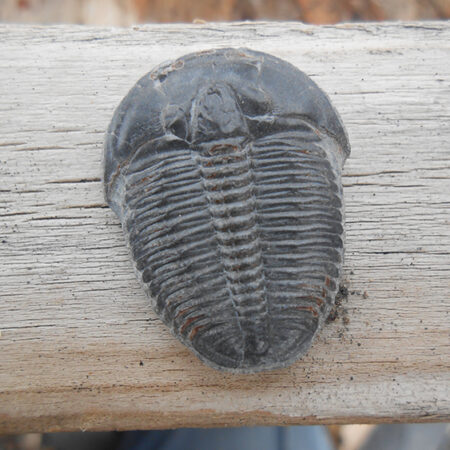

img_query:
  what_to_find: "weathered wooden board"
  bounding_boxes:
[0,21,449,434]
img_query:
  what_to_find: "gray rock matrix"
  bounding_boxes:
[104,48,350,373]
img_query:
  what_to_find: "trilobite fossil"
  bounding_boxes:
[104,48,350,373]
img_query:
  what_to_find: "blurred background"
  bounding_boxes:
[1,1,449,449]
[0,0,449,25]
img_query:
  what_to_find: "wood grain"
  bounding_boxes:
[0,21,449,433]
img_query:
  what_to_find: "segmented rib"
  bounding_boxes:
[252,130,343,328]
[196,141,270,356]
[122,145,245,364]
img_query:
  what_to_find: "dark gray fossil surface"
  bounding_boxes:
[104,48,350,373]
